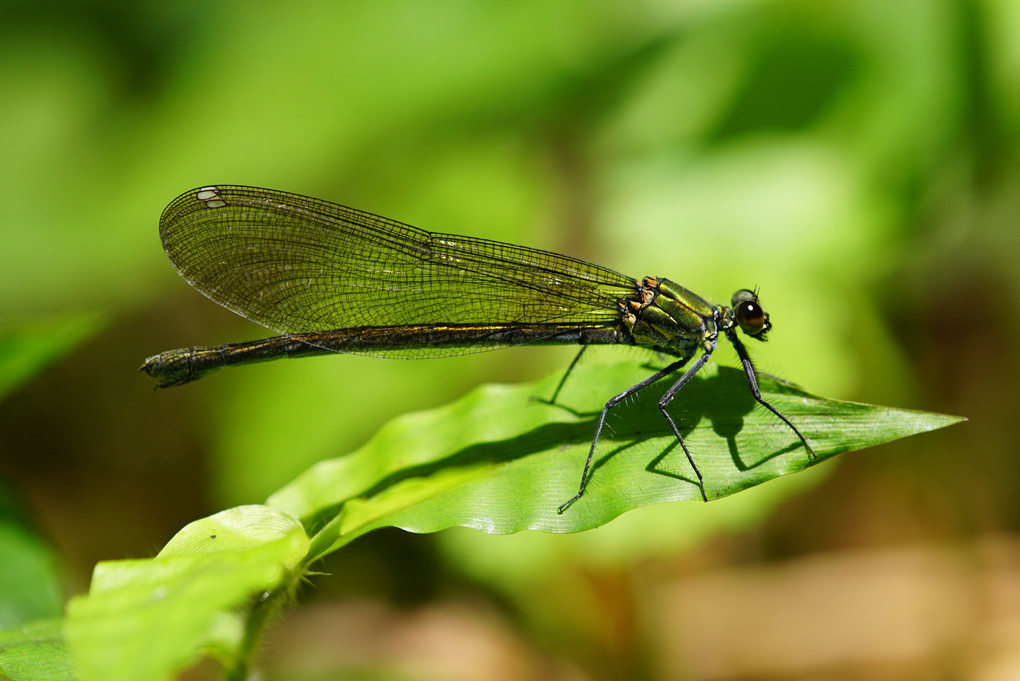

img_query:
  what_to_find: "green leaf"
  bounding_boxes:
[266,360,964,559]
[0,313,105,400]
[64,506,309,681]
[0,619,76,681]
[47,361,962,680]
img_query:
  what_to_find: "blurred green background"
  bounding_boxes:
[0,0,1016,678]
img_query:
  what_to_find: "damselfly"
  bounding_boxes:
[142,185,816,509]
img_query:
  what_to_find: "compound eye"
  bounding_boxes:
[735,298,768,337]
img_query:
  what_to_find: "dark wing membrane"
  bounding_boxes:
[159,185,637,357]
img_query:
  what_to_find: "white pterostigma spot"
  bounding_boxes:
[196,186,226,209]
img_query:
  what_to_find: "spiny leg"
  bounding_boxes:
[726,330,816,460]
[545,346,588,405]
[656,351,715,502]
[557,356,691,513]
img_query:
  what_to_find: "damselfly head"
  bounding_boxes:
[731,289,771,340]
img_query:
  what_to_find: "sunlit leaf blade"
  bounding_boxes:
[0,619,75,681]
[64,506,308,681]
[266,361,964,559]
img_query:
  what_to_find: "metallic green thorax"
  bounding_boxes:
[622,276,723,356]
